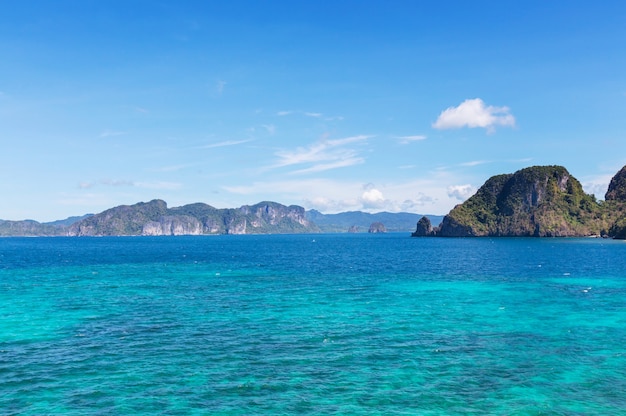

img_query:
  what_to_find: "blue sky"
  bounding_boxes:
[1,1,625,221]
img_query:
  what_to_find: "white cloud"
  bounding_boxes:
[360,184,386,209]
[304,196,358,213]
[582,174,613,199]
[78,179,134,189]
[78,179,181,191]
[433,98,515,132]
[290,158,364,175]
[199,139,253,149]
[101,179,134,187]
[276,110,341,120]
[447,184,476,201]
[397,135,427,144]
[401,193,436,211]
[271,135,370,173]
[460,160,489,167]
[222,173,475,215]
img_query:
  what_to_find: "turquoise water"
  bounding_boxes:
[1,234,626,414]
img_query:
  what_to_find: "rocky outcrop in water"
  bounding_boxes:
[411,216,434,237]
[368,222,387,233]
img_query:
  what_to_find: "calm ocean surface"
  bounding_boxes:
[1,234,626,415]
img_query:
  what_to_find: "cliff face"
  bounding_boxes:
[437,166,611,237]
[67,200,320,236]
[411,216,433,237]
[69,200,169,236]
[604,166,626,238]
[605,166,626,202]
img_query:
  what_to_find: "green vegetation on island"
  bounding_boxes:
[67,200,321,236]
[413,165,626,238]
[4,165,626,238]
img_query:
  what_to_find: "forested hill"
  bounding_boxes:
[431,165,626,238]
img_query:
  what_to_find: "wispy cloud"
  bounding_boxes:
[271,135,370,174]
[78,179,181,190]
[198,139,253,149]
[509,157,533,164]
[460,160,489,167]
[433,98,515,133]
[290,158,364,175]
[78,179,134,189]
[276,110,330,120]
[397,135,427,144]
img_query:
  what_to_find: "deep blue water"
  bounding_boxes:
[1,234,626,414]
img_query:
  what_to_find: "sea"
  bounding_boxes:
[1,234,626,415]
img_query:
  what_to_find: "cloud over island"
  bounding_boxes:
[433,98,515,133]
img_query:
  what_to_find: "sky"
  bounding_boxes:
[1,1,625,222]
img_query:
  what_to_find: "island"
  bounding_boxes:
[411,165,626,238]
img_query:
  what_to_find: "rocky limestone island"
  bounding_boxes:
[414,165,626,238]
[411,216,434,237]
[348,225,360,233]
[66,200,320,236]
[368,222,387,233]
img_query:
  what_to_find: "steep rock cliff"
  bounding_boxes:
[67,200,320,236]
[68,200,169,236]
[411,216,434,237]
[437,166,604,237]
[605,165,626,202]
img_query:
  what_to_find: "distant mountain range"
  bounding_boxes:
[0,201,436,237]
[305,210,443,233]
